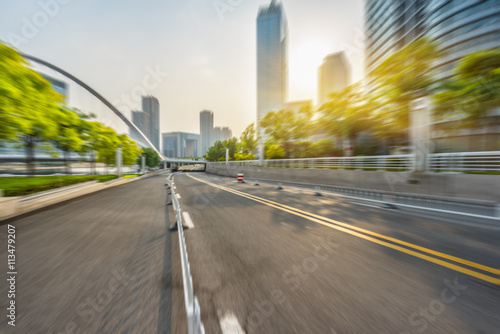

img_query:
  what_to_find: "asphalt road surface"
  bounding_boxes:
[175,172,500,334]
[0,174,186,334]
[1,172,499,333]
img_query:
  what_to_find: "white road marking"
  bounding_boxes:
[349,201,380,209]
[220,312,245,334]
[176,193,181,199]
[182,211,195,229]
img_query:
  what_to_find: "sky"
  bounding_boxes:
[0,0,365,139]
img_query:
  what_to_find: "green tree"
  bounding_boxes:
[53,108,85,174]
[371,37,442,144]
[259,109,296,158]
[433,49,500,127]
[120,135,142,166]
[265,144,285,159]
[308,138,338,158]
[239,123,257,155]
[0,42,64,175]
[141,147,161,168]
[319,83,373,155]
[205,138,238,162]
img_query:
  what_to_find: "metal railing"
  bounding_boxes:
[166,173,205,334]
[244,178,500,220]
[208,151,500,173]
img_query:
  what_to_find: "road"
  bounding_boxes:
[0,174,187,333]
[0,172,499,333]
[175,173,500,333]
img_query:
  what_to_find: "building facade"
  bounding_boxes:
[200,110,214,155]
[131,96,160,152]
[317,52,350,106]
[365,0,500,152]
[142,96,160,152]
[162,132,200,158]
[256,0,288,123]
[131,110,150,140]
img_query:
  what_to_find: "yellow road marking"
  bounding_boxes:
[187,174,500,285]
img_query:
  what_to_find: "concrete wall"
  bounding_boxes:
[206,164,500,203]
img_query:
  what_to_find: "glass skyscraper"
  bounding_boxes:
[365,0,500,77]
[365,0,500,151]
[256,0,288,123]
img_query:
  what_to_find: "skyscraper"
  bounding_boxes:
[318,52,350,106]
[365,0,500,151]
[200,110,214,155]
[132,110,150,140]
[132,96,160,152]
[257,0,288,124]
[365,0,500,78]
[142,96,160,151]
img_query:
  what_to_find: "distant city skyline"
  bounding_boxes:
[0,0,364,138]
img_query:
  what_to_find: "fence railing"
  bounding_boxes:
[208,151,500,173]
[166,173,204,334]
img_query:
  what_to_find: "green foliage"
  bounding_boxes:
[239,123,257,154]
[141,147,161,168]
[0,175,119,197]
[259,105,315,158]
[371,37,442,143]
[308,138,339,157]
[234,152,256,161]
[265,144,285,159]
[319,83,373,150]
[433,49,500,127]
[205,138,238,162]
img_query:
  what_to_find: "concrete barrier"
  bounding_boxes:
[206,164,500,202]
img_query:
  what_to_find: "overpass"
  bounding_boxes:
[162,158,207,171]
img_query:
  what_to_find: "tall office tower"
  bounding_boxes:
[221,127,232,141]
[257,0,288,134]
[365,0,500,78]
[200,110,214,155]
[132,110,151,140]
[365,0,500,151]
[317,52,350,106]
[142,96,160,151]
[365,0,426,76]
[213,127,222,143]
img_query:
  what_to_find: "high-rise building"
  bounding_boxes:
[142,96,160,151]
[365,0,500,151]
[132,110,150,139]
[365,0,500,78]
[162,132,200,158]
[317,52,350,106]
[257,0,288,124]
[365,0,426,76]
[131,96,160,151]
[200,110,214,155]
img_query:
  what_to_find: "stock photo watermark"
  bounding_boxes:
[49,267,135,334]
[400,277,467,334]
[1,0,72,48]
[112,64,168,112]
[339,26,364,62]
[212,0,244,21]
[247,236,339,329]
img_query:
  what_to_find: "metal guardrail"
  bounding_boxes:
[245,177,500,220]
[208,151,500,173]
[166,173,205,334]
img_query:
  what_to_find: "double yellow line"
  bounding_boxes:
[187,174,500,285]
